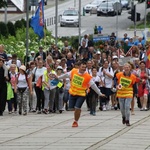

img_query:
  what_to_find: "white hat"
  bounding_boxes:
[112,55,118,59]
[96,51,101,54]
[19,65,26,71]
[125,39,129,42]
[120,55,124,58]
[31,51,35,54]
[7,54,12,58]
[56,66,63,70]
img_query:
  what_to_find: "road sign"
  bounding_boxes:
[29,0,39,6]
[93,34,110,42]
[113,2,122,11]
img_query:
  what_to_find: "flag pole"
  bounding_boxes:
[26,0,29,65]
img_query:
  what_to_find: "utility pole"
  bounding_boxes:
[55,0,58,45]
[144,0,147,29]
[74,0,76,7]
[26,0,29,65]
[4,0,7,24]
[134,4,136,37]
[79,0,81,45]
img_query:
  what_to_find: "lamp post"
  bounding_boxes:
[55,0,58,45]
[79,0,81,45]
[4,0,7,24]
[144,0,147,29]
[26,0,29,65]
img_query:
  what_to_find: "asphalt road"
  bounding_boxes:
[47,2,148,38]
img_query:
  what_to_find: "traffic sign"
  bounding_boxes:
[93,35,110,42]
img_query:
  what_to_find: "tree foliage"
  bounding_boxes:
[7,21,16,36]
[0,0,7,9]
[0,21,8,38]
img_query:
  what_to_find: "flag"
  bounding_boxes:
[30,0,44,39]
[125,46,133,57]
[146,46,150,68]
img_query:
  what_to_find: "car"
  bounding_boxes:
[60,9,79,27]
[97,1,122,16]
[84,0,105,13]
[121,0,130,9]
[44,0,47,5]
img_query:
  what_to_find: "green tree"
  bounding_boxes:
[0,21,8,38]
[7,21,16,36]
[0,0,7,9]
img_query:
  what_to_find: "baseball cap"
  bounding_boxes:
[31,51,35,54]
[7,54,12,58]
[112,55,118,59]
[96,51,101,54]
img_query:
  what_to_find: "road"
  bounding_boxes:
[0,103,150,150]
[46,2,149,38]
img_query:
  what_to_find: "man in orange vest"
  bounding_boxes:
[54,61,105,127]
[116,63,139,126]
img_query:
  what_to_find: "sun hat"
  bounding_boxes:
[56,66,63,70]
[19,65,26,71]
[112,55,118,59]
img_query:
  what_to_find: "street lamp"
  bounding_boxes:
[55,0,58,45]
[79,0,81,45]
[26,0,29,65]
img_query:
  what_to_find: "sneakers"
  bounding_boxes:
[126,120,130,126]
[23,111,27,115]
[103,105,106,111]
[37,111,41,114]
[72,121,78,127]
[122,117,126,124]
[131,111,135,115]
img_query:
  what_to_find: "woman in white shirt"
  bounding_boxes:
[17,65,32,115]
[88,67,100,116]
[32,60,46,114]
[98,60,114,111]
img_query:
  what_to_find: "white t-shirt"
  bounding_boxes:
[7,59,21,67]
[92,75,100,83]
[32,67,46,83]
[98,67,114,88]
[17,74,28,88]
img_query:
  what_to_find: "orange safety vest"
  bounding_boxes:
[69,68,92,96]
[116,72,136,98]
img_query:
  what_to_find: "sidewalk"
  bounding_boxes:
[0,103,150,150]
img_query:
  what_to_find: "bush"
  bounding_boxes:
[15,20,24,30]
[21,18,26,27]
[0,21,8,38]
[147,12,150,24]
[7,21,16,36]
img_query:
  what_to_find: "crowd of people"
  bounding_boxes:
[0,32,150,127]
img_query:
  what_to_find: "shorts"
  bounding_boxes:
[69,95,85,109]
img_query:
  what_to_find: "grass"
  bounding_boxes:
[130,21,150,29]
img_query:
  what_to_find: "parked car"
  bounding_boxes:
[121,0,130,9]
[60,9,79,27]
[84,0,105,13]
[97,1,122,16]
[44,0,47,5]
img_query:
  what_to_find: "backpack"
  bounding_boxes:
[101,67,111,72]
